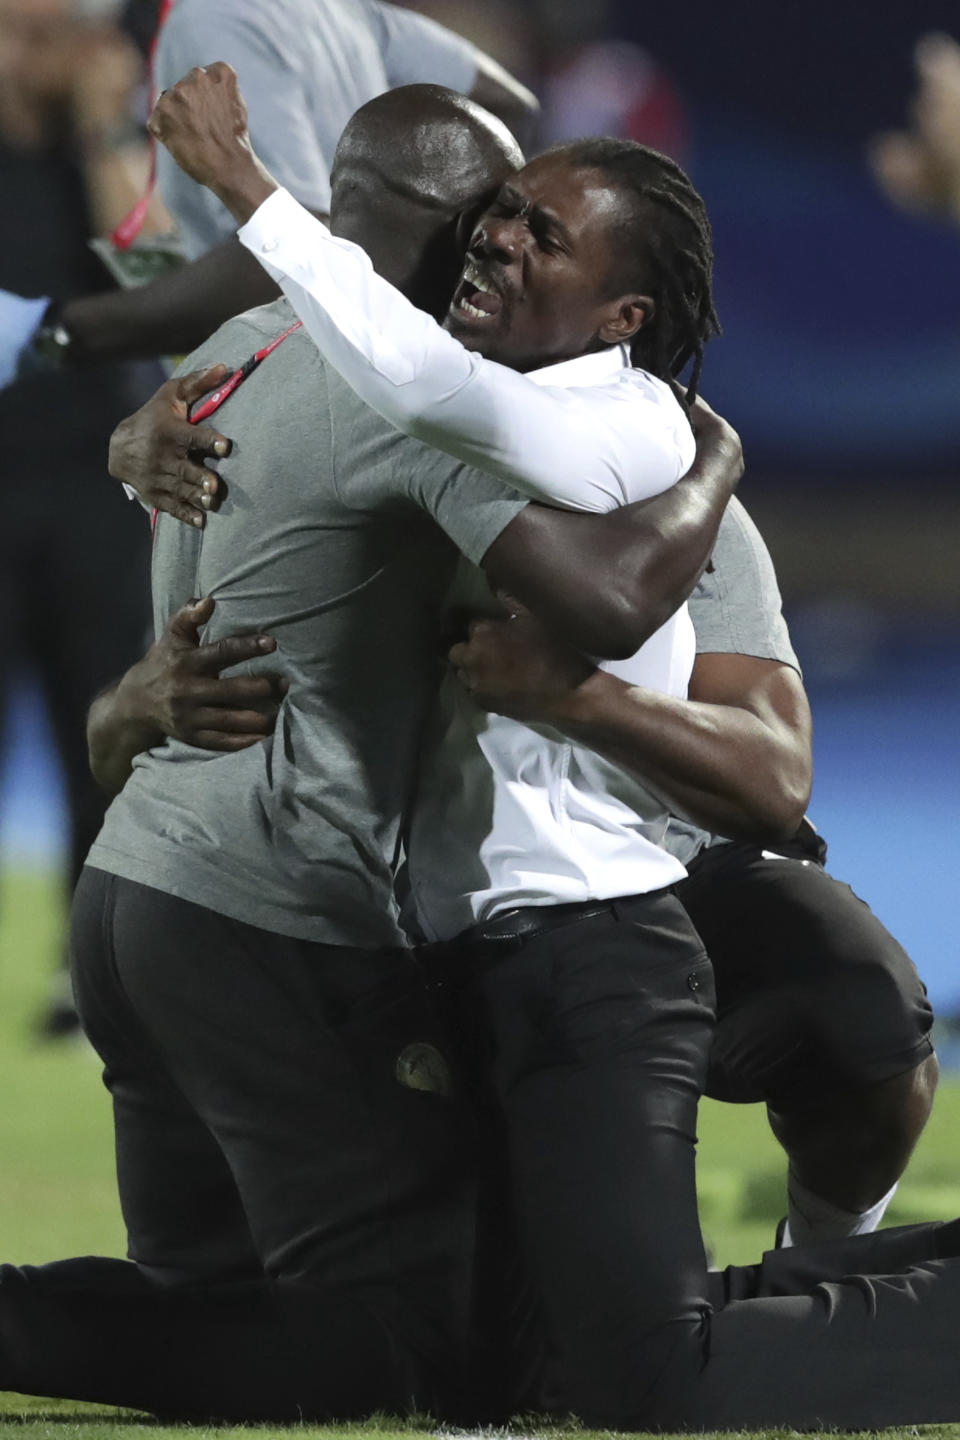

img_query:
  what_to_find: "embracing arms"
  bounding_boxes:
[87,597,285,796]
[449,607,812,843]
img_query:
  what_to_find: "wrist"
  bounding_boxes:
[16,300,79,376]
[209,147,277,226]
[540,664,606,731]
[114,666,164,742]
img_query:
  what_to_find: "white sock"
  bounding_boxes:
[782,1171,898,1247]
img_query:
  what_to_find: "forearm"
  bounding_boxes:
[87,682,163,797]
[61,236,280,362]
[555,672,810,841]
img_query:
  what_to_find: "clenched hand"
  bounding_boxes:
[449,600,597,725]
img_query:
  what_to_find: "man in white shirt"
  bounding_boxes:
[138,64,960,1432]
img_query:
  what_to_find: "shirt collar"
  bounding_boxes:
[527,341,632,388]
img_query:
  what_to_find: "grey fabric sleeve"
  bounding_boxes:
[156,1,331,256]
[328,371,527,562]
[367,0,479,93]
[406,462,528,564]
[689,497,801,673]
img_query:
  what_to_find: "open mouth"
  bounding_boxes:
[450,259,504,321]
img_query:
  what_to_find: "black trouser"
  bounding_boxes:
[433,889,960,1430]
[677,838,933,1105]
[0,868,475,1422]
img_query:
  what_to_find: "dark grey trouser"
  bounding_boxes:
[0,868,475,1423]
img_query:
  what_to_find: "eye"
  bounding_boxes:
[533,222,563,254]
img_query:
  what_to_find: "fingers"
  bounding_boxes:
[192,732,266,752]
[150,454,223,526]
[466,613,517,642]
[185,675,283,707]
[176,364,228,406]
[166,595,215,642]
[191,634,277,674]
[494,590,527,620]
[188,423,231,461]
[205,61,238,85]
[190,706,277,736]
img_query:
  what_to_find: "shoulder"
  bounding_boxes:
[690,497,801,670]
[176,299,321,373]
[617,368,695,471]
[158,0,294,71]
[711,496,777,580]
[162,0,268,41]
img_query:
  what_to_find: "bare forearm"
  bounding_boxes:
[87,682,163,797]
[61,236,280,362]
[555,672,810,841]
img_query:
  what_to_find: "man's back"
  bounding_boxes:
[88,298,518,947]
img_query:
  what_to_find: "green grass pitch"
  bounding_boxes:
[1,866,958,1439]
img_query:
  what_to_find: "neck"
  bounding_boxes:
[334,212,456,319]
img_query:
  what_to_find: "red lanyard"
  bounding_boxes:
[111,0,178,251]
[190,320,304,423]
[151,318,303,532]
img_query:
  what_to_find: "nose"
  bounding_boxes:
[471,215,525,265]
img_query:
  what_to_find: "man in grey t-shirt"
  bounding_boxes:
[4,89,531,1426]
[87,299,521,950]
[450,493,938,1252]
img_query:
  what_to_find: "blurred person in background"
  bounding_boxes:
[0,0,166,1035]
[0,0,539,377]
[869,31,960,225]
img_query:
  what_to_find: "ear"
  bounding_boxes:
[598,294,655,346]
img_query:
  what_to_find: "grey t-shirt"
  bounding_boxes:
[155,0,480,260]
[87,299,525,948]
[662,496,801,867]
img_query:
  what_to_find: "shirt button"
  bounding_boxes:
[261,238,278,253]
[687,972,701,991]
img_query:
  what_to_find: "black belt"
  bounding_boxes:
[461,897,614,947]
[419,891,671,990]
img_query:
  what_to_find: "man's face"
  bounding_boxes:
[444,153,644,373]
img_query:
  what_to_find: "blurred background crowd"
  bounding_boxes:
[0,0,956,1030]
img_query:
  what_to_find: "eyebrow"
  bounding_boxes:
[499,185,572,247]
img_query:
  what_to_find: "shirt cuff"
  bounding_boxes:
[238,187,325,267]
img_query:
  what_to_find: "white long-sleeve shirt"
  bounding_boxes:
[238,188,697,936]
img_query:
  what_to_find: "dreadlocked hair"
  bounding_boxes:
[542,138,721,403]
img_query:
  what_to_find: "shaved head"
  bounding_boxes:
[329,84,523,317]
